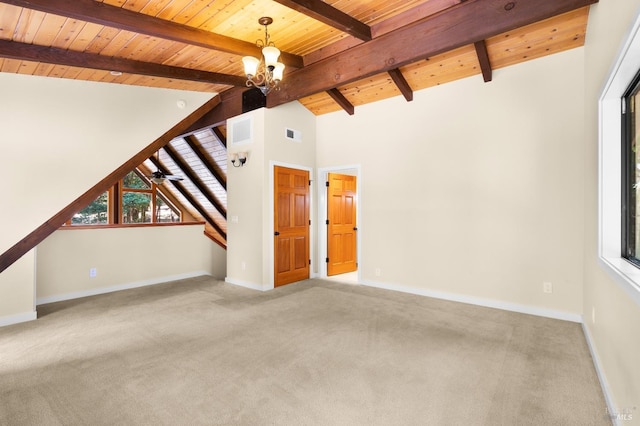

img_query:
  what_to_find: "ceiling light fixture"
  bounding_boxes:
[242,17,285,96]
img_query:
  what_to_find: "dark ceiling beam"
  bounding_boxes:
[0,0,303,68]
[149,155,226,239]
[372,0,465,37]
[183,135,227,190]
[162,143,227,220]
[273,0,372,41]
[388,69,413,102]
[183,87,245,134]
[0,95,222,274]
[269,0,598,106]
[303,0,462,65]
[212,127,227,149]
[327,88,354,115]
[474,40,493,82]
[0,40,246,86]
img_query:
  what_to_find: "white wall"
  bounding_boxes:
[0,73,213,323]
[226,102,316,290]
[36,224,225,304]
[317,48,586,320]
[0,73,212,256]
[583,0,640,419]
[0,250,35,326]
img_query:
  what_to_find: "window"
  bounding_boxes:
[66,169,181,227]
[599,10,640,303]
[121,170,181,224]
[71,191,110,225]
[622,73,640,266]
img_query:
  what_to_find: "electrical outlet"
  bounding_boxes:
[375,268,381,277]
[241,261,246,271]
[89,268,97,278]
[543,281,553,294]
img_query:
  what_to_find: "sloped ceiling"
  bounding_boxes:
[0,0,596,116]
[0,0,598,271]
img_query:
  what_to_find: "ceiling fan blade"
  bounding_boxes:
[165,175,184,181]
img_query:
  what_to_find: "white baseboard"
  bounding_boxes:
[0,310,37,327]
[359,279,583,323]
[582,323,621,426]
[224,277,270,291]
[36,271,211,305]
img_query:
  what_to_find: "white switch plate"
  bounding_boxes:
[89,268,97,278]
[543,282,552,293]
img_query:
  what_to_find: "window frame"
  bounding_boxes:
[64,168,182,228]
[621,70,640,267]
[598,10,640,306]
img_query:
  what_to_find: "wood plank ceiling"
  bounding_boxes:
[0,0,596,115]
[0,0,598,259]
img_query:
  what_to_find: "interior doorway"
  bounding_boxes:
[327,172,357,276]
[318,166,360,282]
[273,165,311,287]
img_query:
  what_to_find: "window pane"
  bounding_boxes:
[155,194,180,222]
[122,192,152,223]
[624,79,640,263]
[72,192,109,225]
[122,171,150,189]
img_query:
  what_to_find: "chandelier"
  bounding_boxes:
[242,17,285,96]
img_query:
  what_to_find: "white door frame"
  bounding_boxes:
[317,165,362,281]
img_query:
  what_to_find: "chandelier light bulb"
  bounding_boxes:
[262,46,281,69]
[242,56,260,77]
[272,62,285,81]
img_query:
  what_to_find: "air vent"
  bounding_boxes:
[229,115,252,145]
[285,127,302,142]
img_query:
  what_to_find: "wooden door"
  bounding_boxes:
[274,166,310,287]
[327,173,357,276]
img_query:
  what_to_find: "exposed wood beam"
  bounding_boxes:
[162,143,227,220]
[303,0,462,65]
[388,69,413,102]
[474,40,493,82]
[0,40,246,87]
[269,0,598,106]
[273,0,372,41]
[204,227,227,250]
[327,88,354,115]
[183,88,245,134]
[0,95,222,274]
[0,0,303,68]
[212,127,227,149]
[183,135,227,190]
[372,0,464,37]
[149,155,227,239]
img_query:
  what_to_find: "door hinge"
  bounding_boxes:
[623,99,627,114]
[309,220,311,225]
[326,257,329,263]
[309,180,312,186]
[326,219,329,225]
[309,259,311,265]
[326,181,329,187]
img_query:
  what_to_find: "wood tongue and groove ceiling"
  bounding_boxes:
[0,0,596,116]
[0,0,597,255]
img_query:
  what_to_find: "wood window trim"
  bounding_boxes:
[64,168,185,228]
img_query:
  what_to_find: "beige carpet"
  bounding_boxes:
[0,277,609,425]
